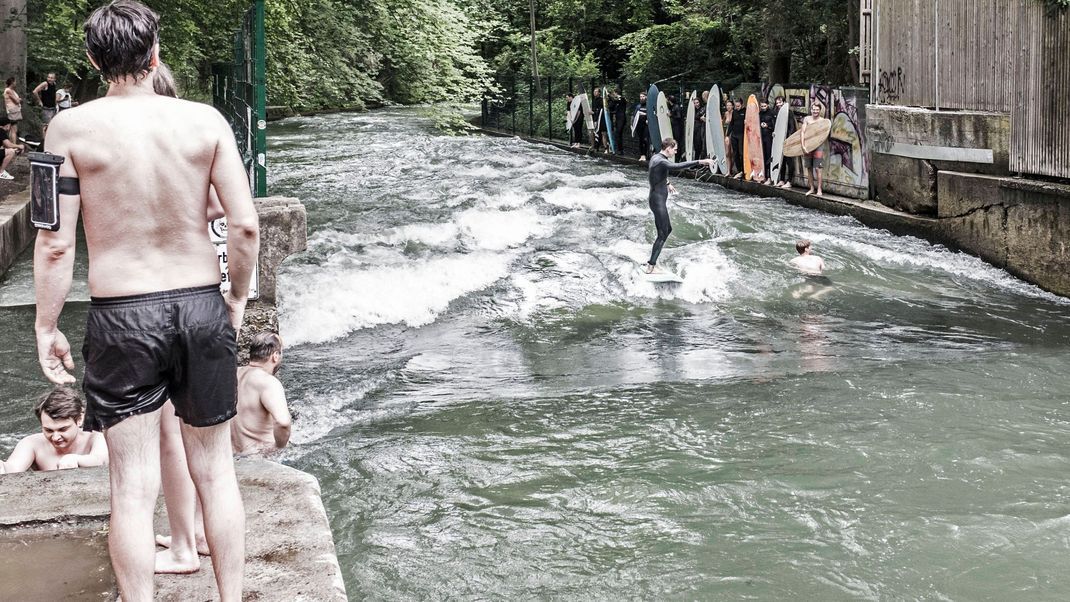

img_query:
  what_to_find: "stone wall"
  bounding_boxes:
[938,171,1070,296]
[867,105,1011,214]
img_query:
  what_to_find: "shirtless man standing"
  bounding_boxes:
[1,388,108,473]
[789,239,826,274]
[34,3,258,601]
[232,332,292,455]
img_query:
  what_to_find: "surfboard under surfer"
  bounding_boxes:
[645,138,714,274]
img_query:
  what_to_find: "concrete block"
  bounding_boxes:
[868,105,1010,214]
[254,196,307,305]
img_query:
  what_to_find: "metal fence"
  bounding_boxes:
[211,0,267,197]
[481,75,872,199]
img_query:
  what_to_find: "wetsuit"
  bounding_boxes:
[728,107,745,174]
[612,97,627,155]
[647,153,700,266]
[759,106,776,178]
[633,101,649,156]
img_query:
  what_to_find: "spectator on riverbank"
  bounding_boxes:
[802,100,825,196]
[56,83,74,112]
[0,117,24,180]
[33,73,59,136]
[773,96,796,188]
[34,2,259,599]
[633,90,649,161]
[231,332,292,456]
[0,388,108,473]
[591,87,606,152]
[728,98,745,178]
[611,90,627,155]
[4,77,21,145]
[692,95,705,159]
[759,97,775,183]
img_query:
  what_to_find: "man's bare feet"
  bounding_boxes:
[155,548,201,575]
[806,188,815,196]
[645,263,658,274]
[816,190,823,196]
[156,533,210,556]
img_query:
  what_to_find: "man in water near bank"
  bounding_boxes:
[232,332,292,455]
[33,2,259,601]
[645,138,714,273]
[1,388,108,473]
[790,239,825,274]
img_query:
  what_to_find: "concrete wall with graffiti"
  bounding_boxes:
[773,85,870,199]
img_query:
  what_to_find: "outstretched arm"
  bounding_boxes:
[34,115,80,384]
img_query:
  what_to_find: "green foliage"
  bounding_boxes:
[492,28,600,79]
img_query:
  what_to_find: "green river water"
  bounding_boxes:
[2,109,1070,599]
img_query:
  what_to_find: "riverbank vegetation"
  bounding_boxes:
[25,0,862,111]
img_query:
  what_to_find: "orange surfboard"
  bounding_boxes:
[743,94,763,181]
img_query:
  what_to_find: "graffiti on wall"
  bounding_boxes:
[780,85,869,193]
[877,67,904,104]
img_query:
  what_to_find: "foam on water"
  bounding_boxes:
[279,251,515,345]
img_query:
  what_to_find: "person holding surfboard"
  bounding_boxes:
[728,98,745,178]
[758,98,775,184]
[611,90,627,156]
[633,91,649,161]
[802,100,825,196]
[591,87,607,152]
[645,138,714,274]
[773,96,796,188]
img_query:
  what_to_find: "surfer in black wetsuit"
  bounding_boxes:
[645,138,714,273]
[611,90,627,155]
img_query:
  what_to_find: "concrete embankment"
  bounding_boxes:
[0,459,347,601]
[480,127,1070,298]
[0,189,32,279]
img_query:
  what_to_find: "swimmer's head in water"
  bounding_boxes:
[796,239,811,254]
[84,0,160,83]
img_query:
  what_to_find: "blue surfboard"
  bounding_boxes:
[647,84,660,157]
[601,87,617,154]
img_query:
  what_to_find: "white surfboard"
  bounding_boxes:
[656,92,672,148]
[640,268,684,283]
[567,94,583,132]
[630,107,641,136]
[578,93,594,133]
[769,103,790,182]
[706,85,727,174]
[684,90,696,161]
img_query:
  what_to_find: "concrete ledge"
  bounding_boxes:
[0,459,347,601]
[0,189,33,279]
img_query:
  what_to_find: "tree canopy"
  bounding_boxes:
[24,0,858,111]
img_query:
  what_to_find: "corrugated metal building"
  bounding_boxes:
[861,0,1070,179]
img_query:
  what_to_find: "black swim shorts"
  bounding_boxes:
[82,285,237,431]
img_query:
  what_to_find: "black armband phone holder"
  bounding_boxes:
[28,152,78,232]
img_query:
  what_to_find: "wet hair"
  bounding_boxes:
[84,0,159,83]
[153,61,177,97]
[796,239,811,254]
[34,388,85,422]
[661,138,677,150]
[249,332,283,362]
[5,77,13,87]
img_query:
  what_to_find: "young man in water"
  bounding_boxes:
[34,2,258,600]
[645,138,714,273]
[1,388,108,473]
[790,239,825,274]
[231,332,293,455]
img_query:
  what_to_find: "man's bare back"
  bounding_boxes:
[231,365,291,455]
[790,254,825,275]
[46,94,250,297]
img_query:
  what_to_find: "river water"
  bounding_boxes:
[3,109,1070,599]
